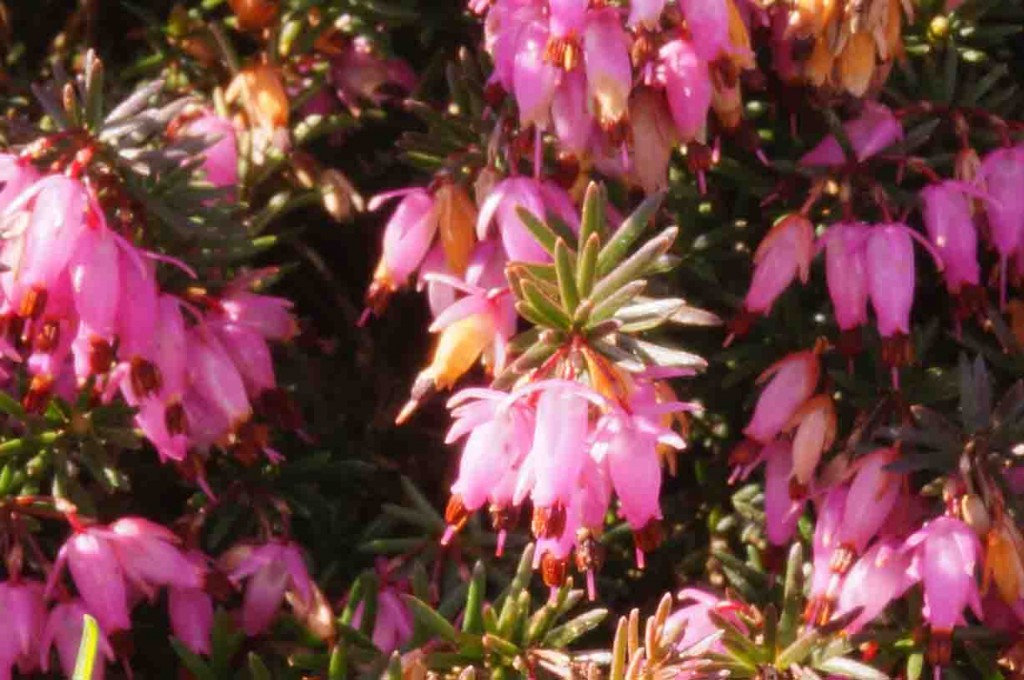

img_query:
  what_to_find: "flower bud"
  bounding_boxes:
[433,181,478,276]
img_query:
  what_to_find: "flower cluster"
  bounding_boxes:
[443,372,693,596]
[0,512,313,678]
[0,128,297,468]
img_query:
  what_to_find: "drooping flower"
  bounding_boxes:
[978,144,1024,304]
[762,439,805,545]
[921,181,980,295]
[835,538,914,633]
[48,528,131,633]
[743,214,815,316]
[183,112,239,191]
[787,393,836,492]
[743,350,819,444]
[351,581,414,655]
[905,517,983,665]
[820,222,870,338]
[476,177,578,263]
[0,579,46,677]
[628,0,667,30]
[366,189,438,311]
[800,103,903,166]
[865,223,917,339]
[39,599,115,680]
[837,448,902,554]
[658,39,712,143]
[219,540,314,636]
[582,8,632,128]
[678,0,731,61]
[168,552,215,656]
[629,87,677,195]
[512,21,561,129]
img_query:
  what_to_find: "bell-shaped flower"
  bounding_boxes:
[667,589,745,657]
[0,154,40,213]
[906,517,983,635]
[219,540,314,637]
[0,579,46,677]
[68,220,121,381]
[658,39,712,143]
[629,87,677,195]
[820,222,870,331]
[800,103,903,166]
[835,538,914,633]
[743,350,819,444]
[865,223,935,339]
[219,290,297,342]
[787,394,836,490]
[744,214,814,315]
[183,112,239,190]
[168,551,215,656]
[805,486,847,623]
[212,321,277,400]
[367,188,438,303]
[106,517,205,597]
[477,177,578,263]
[39,600,115,680]
[549,0,587,39]
[351,585,414,655]
[513,21,561,129]
[1,174,90,317]
[679,0,730,61]
[515,381,603,537]
[763,439,805,545]
[979,145,1024,302]
[552,66,595,157]
[48,528,131,632]
[837,448,902,554]
[582,9,632,128]
[187,328,252,431]
[921,181,980,294]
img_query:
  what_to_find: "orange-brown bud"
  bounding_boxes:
[433,182,478,276]
[837,31,876,97]
[226,63,289,131]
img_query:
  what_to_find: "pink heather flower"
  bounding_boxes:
[744,214,814,315]
[979,145,1024,293]
[807,486,847,608]
[68,222,121,381]
[212,320,277,399]
[582,8,632,127]
[629,87,677,195]
[184,112,239,190]
[905,517,983,634]
[354,587,414,655]
[168,551,215,656]
[678,0,731,61]
[477,177,578,263]
[800,103,903,166]
[515,381,598,522]
[424,272,517,375]
[513,21,561,129]
[485,0,544,92]
[371,188,438,290]
[115,249,159,364]
[219,540,314,636]
[658,39,712,143]
[922,181,981,294]
[865,223,924,338]
[49,528,131,632]
[187,328,253,430]
[593,381,693,533]
[788,394,836,489]
[219,290,297,342]
[107,517,205,597]
[763,439,804,545]
[667,589,745,656]
[836,539,913,633]
[417,244,459,317]
[628,0,667,29]
[0,579,46,676]
[446,387,534,517]
[1,175,90,314]
[40,600,115,680]
[552,67,595,157]
[820,222,870,331]
[743,350,819,444]
[837,448,901,553]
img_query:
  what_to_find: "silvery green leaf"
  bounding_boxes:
[815,657,887,680]
[618,337,707,371]
[104,79,165,125]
